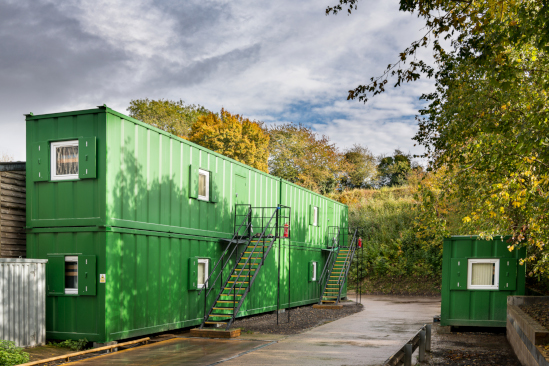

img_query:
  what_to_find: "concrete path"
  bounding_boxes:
[65,295,440,366]
[223,295,441,366]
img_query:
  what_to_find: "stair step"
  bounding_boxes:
[220,293,243,296]
[238,263,259,265]
[227,281,249,284]
[217,301,237,303]
[213,307,234,310]
[205,321,227,325]
[234,269,256,271]
[223,288,245,291]
[209,314,232,318]
[322,300,336,303]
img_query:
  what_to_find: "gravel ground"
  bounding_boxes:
[520,301,549,331]
[429,325,521,365]
[230,301,364,335]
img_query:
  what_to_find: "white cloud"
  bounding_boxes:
[0,0,435,161]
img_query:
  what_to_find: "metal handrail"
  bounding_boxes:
[318,226,341,303]
[335,228,358,304]
[319,226,341,285]
[197,206,252,298]
[200,206,284,330]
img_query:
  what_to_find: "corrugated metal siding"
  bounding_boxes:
[104,112,280,239]
[26,111,106,228]
[0,169,26,258]
[26,230,106,342]
[0,258,47,347]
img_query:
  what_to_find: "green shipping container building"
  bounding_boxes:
[441,236,526,327]
[25,106,350,342]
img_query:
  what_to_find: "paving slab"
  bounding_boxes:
[221,295,441,366]
[64,338,271,366]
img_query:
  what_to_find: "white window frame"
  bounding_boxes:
[312,262,317,281]
[198,169,210,201]
[467,258,499,290]
[51,140,79,181]
[65,256,78,295]
[313,206,318,226]
[197,258,209,289]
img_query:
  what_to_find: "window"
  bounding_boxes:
[51,140,79,180]
[313,206,318,226]
[65,256,78,294]
[467,259,499,290]
[197,258,209,289]
[198,169,210,201]
[312,262,317,281]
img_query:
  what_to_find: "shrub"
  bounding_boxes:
[48,339,88,352]
[0,340,30,366]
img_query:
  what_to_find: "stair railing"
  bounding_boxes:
[223,206,281,329]
[200,206,282,330]
[198,206,253,327]
[335,228,358,304]
[318,226,341,304]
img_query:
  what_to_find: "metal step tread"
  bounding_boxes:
[205,321,227,325]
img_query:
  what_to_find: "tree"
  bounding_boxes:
[269,123,346,194]
[327,0,549,274]
[188,109,270,173]
[127,99,210,138]
[377,150,418,187]
[341,144,377,189]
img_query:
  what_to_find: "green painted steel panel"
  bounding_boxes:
[189,165,198,199]
[188,257,198,290]
[78,255,97,296]
[449,258,467,290]
[78,137,97,179]
[46,255,64,295]
[441,236,526,327]
[32,141,49,181]
[499,258,517,291]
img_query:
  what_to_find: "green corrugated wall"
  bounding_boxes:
[26,106,349,342]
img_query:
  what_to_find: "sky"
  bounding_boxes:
[0,0,434,162]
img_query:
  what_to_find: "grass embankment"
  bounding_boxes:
[328,187,442,296]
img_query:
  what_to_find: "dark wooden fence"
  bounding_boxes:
[0,162,26,258]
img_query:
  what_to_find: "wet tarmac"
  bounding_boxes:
[222,295,440,365]
[64,295,441,366]
[65,338,272,366]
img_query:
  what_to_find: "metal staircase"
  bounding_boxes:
[318,228,358,305]
[198,205,290,330]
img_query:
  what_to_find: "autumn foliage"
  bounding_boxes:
[188,109,270,173]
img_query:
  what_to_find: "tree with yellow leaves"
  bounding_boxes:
[188,109,270,173]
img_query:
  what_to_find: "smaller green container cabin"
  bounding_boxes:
[441,236,526,327]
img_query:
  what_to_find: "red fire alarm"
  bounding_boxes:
[283,223,289,238]
[358,237,362,248]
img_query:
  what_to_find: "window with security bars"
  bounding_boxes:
[198,169,209,201]
[467,259,499,290]
[65,256,78,295]
[197,258,209,289]
[51,140,79,180]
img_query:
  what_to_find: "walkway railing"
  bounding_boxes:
[384,324,432,366]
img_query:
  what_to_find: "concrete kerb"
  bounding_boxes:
[507,296,549,366]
